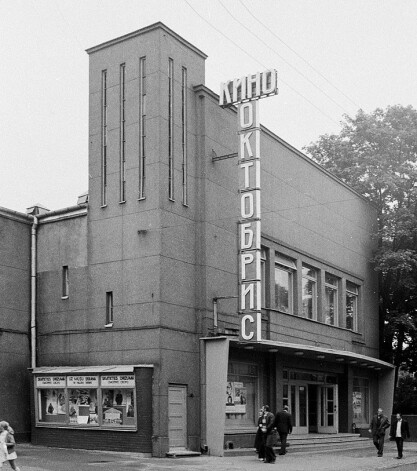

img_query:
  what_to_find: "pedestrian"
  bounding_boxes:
[368,407,390,457]
[263,405,276,464]
[273,405,293,455]
[254,407,265,461]
[0,421,20,471]
[389,412,410,459]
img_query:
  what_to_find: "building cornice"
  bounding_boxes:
[86,21,207,59]
[0,207,32,224]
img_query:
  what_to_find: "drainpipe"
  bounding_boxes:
[31,215,38,369]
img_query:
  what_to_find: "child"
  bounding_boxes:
[0,422,20,471]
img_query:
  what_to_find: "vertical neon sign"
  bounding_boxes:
[220,70,278,342]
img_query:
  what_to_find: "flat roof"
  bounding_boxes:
[202,337,393,370]
[32,365,153,374]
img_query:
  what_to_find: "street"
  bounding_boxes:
[10,440,417,471]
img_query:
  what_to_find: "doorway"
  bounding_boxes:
[317,385,338,433]
[168,385,187,449]
[308,385,318,433]
[287,383,338,434]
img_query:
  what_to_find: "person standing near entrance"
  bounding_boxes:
[389,412,410,459]
[263,405,276,463]
[369,408,390,457]
[273,405,293,455]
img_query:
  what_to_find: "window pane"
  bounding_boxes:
[38,389,67,423]
[346,291,357,330]
[69,389,99,425]
[102,389,135,426]
[325,273,338,286]
[325,286,337,325]
[353,377,369,423]
[274,267,291,313]
[302,275,316,319]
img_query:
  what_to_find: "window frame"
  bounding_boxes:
[274,253,296,315]
[168,58,174,201]
[101,70,108,207]
[62,265,69,299]
[345,281,359,331]
[324,272,339,326]
[138,56,146,200]
[301,264,317,320]
[34,374,137,430]
[119,63,126,203]
[106,291,114,326]
[181,66,188,206]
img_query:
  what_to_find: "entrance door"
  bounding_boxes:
[318,385,338,433]
[290,384,308,434]
[168,385,187,449]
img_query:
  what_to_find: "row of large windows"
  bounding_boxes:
[261,249,361,331]
[100,58,188,207]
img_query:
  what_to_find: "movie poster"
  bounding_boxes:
[225,381,247,414]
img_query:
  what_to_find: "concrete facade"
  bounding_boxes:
[0,22,394,457]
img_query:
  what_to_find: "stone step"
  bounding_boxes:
[225,434,373,456]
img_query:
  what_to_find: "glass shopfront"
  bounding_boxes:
[35,373,136,429]
[225,362,258,428]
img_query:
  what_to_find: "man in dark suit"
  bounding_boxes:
[369,407,390,457]
[390,412,410,459]
[273,405,293,455]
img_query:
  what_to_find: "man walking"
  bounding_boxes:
[369,408,390,457]
[273,405,293,455]
[390,412,410,459]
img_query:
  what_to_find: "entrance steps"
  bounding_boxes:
[224,433,372,456]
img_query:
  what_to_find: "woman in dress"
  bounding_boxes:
[0,421,20,471]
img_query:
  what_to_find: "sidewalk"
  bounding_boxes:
[10,440,417,471]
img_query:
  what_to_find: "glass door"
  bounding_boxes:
[290,384,308,434]
[318,385,338,433]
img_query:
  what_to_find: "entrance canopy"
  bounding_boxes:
[229,338,394,371]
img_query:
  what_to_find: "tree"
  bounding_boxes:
[304,105,417,372]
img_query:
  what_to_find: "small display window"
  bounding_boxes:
[35,373,136,429]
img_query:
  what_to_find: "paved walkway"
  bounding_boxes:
[10,440,417,471]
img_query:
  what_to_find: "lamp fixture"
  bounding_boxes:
[294,351,304,356]
[317,355,325,359]
[336,358,344,362]
[269,349,279,353]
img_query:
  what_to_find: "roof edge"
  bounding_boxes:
[193,84,375,208]
[86,22,207,59]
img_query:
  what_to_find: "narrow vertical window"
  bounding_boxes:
[139,57,146,199]
[106,291,113,326]
[260,248,266,308]
[168,58,174,200]
[119,63,126,203]
[324,273,339,326]
[346,281,359,331]
[62,266,69,298]
[181,67,188,205]
[302,264,317,319]
[101,70,108,207]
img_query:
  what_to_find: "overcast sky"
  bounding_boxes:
[1,0,416,213]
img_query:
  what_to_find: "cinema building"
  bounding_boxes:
[0,22,394,456]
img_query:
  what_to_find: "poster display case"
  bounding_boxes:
[35,372,136,429]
